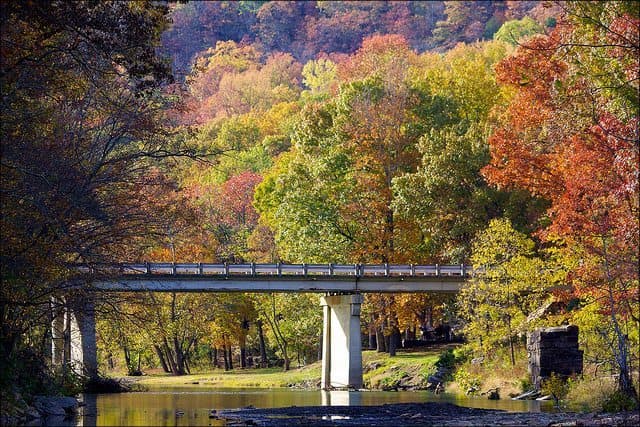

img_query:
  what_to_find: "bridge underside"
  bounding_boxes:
[94,276,462,293]
[59,269,464,387]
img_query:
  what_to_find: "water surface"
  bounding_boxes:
[74,388,552,426]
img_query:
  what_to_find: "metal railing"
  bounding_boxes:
[78,263,473,278]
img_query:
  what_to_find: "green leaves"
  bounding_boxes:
[458,219,561,356]
[471,219,534,267]
[494,17,543,46]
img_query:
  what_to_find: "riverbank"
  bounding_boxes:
[129,363,321,389]
[122,347,451,390]
[219,403,640,426]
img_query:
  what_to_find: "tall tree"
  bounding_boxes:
[0,0,185,387]
[393,41,547,262]
[459,219,560,365]
[483,1,639,400]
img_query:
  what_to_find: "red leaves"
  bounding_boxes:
[216,171,263,228]
[549,116,639,241]
[485,13,639,310]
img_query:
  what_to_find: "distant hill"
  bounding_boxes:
[161,0,554,78]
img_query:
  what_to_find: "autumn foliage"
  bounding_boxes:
[483,5,639,399]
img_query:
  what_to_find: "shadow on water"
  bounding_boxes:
[74,389,551,426]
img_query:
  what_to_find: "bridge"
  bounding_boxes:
[92,262,471,292]
[55,263,471,390]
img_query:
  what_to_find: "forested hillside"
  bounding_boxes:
[1,0,637,414]
[161,1,557,76]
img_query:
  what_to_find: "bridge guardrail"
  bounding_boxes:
[76,263,474,278]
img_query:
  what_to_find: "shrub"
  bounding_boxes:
[602,390,639,412]
[542,372,570,408]
[453,368,481,394]
[519,376,533,393]
[565,376,616,412]
[84,375,134,393]
[435,349,456,370]
[55,366,85,396]
[379,370,408,391]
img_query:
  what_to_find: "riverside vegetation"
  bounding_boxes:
[2,1,638,422]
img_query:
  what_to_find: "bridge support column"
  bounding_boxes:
[51,297,65,366]
[70,296,98,378]
[320,293,363,390]
[51,296,98,378]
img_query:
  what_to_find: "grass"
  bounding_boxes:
[363,345,457,389]
[444,346,529,397]
[122,346,455,390]
[132,363,322,389]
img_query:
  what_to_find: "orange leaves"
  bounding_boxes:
[547,116,639,242]
[338,34,417,83]
[484,7,639,322]
[494,31,566,92]
[485,22,638,242]
[484,128,562,198]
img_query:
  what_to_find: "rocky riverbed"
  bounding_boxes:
[219,402,639,426]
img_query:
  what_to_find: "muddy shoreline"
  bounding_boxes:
[220,402,639,426]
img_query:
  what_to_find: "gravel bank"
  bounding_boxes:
[220,402,639,426]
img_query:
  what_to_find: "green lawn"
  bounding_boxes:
[134,363,321,389]
[131,346,455,390]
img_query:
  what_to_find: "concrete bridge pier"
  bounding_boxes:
[320,293,364,390]
[51,297,66,366]
[51,295,98,378]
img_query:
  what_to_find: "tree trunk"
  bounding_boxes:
[154,345,170,373]
[184,356,191,374]
[389,326,400,357]
[162,340,178,375]
[173,336,185,375]
[257,320,268,368]
[283,348,290,371]
[212,347,219,369]
[240,346,246,369]
[376,326,386,353]
[222,346,229,371]
[601,236,639,403]
[369,327,376,350]
[227,344,233,370]
[239,335,247,368]
[123,345,131,373]
[507,315,515,366]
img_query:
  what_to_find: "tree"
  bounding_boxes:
[483,1,639,401]
[393,41,547,262]
[253,1,311,54]
[459,219,560,365]
[432,1,506,48]
[494,16,544,45]
[160,1,258,77]
[302,58,338,96]
[255,35,463,355]
[253,293,321,371]
[1,0,185,391]
[185,46,302,122]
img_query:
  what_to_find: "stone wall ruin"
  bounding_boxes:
[527,325,583,389]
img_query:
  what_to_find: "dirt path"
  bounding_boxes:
[219,402,639,426]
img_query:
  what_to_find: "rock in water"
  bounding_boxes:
[33,396,78,416]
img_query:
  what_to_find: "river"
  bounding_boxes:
[64,388,552,426]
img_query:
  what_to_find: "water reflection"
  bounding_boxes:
[76,388,551,426]
[321,390,361,406]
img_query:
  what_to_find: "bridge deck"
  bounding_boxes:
[91,263,470,293]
